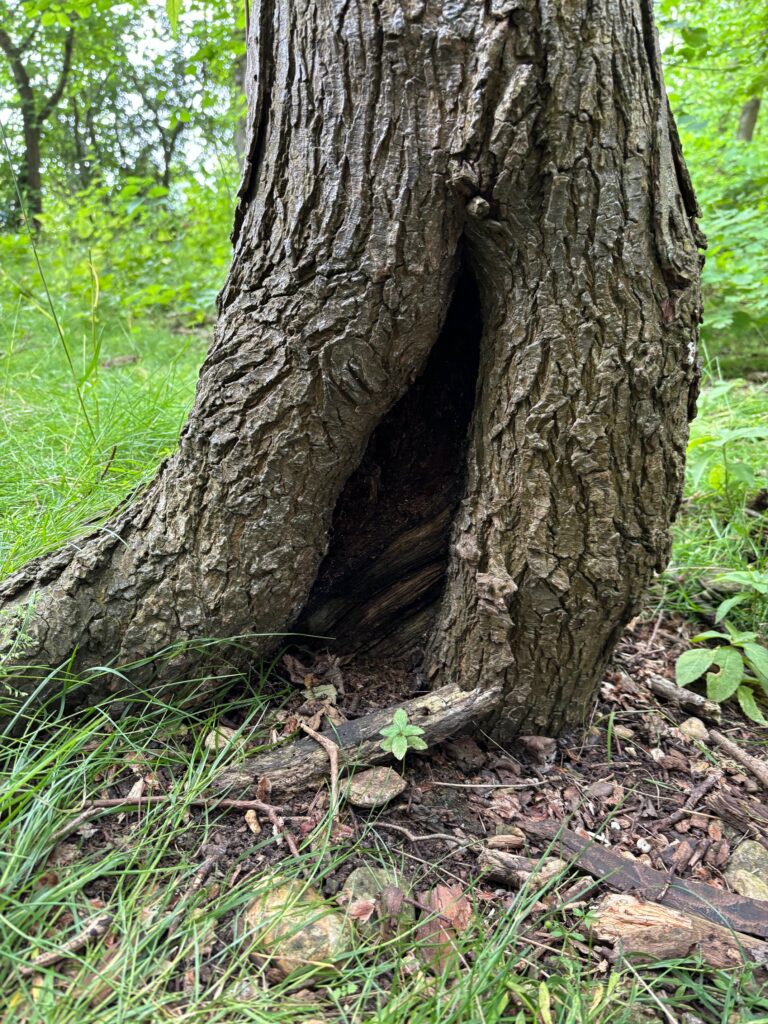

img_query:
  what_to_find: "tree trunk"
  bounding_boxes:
[20,114,43,224]
[736,97,760,142]
[0,0,702,739]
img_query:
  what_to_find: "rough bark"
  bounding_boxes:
[0,0,702,740]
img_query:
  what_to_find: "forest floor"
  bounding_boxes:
[3,613,768,1024]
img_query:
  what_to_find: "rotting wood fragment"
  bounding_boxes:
[519,819,768,939]
[592,894,768,968]
[211,682,502,796]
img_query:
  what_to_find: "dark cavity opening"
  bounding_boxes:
[298,269,482,657]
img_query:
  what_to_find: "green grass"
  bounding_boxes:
[3,680,767,1023]
[662,374,768,635]
[0,303,204,577]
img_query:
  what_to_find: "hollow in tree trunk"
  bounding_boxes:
[0,0,703,740]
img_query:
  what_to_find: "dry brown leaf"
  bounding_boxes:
[416,884,472,972]
[282,654,314,687]
[348,899,376,924]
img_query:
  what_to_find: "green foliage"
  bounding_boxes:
[379,708,428,761]
[676,621,768,723]
[665,377,768,635]
[0,170,235,326]
[658,0,768,371]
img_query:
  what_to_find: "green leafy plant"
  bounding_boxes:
[379,708,428,761]
[676,622,768,724]
[708,569,768,626]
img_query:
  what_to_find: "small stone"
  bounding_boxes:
[679,717,709,742]
[725,841,768,901]
[204,725,242,751]
[243,880,352,976]
[614,725,635,740]
[636,838,652,854]
[244,809,261,834]
[346,767,406,808]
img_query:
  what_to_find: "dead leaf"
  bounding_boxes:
[416,884,472,972]
[281,654,314,687]
[348,899,376,924]
[518,736,557,765]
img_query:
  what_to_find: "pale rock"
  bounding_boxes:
[204,725,242,751]
[346,767,406,808]
[243,880,352,975]
[725,841,768,901]
[614,725,635,740]
[679,717,709,742]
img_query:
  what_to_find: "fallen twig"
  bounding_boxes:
[51,794,288,844]
[709,730,768,790]
[300,722,340,822]
[645,673,722,722]
[520,818,768,939]
[653,775,719,833]
[370,821,476,848]
[18,912,113,977]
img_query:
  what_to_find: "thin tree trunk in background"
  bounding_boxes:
[20,116,43,223]
[737,97,761,141]
[0,0,702,740]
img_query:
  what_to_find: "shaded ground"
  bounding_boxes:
[9,616,768,1022]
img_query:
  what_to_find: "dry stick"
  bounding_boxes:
[51,795,290,844]
[709,730,768,790]
[652,774,719,833]
[18,912,113,977]
[371,821,477,848]
[300,722,340,823]
[645,673,722,722]
[427,780,545,790]
[212,682,503,795]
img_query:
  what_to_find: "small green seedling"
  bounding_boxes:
[675,620,768,724]
[379,708,428,761]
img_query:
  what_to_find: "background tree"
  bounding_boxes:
[1,0,245,221]
[0,3,75,224]
[0,0,703,740]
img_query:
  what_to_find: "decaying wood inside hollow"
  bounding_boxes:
[211,681,501,795]
[298,272,482,657]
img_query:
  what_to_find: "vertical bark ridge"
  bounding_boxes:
[425,0,701,738]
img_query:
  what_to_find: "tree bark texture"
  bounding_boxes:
[0,0,702,739]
